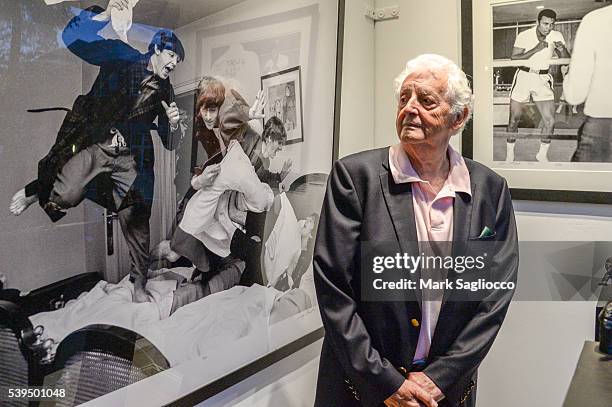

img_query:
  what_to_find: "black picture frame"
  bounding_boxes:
[460,0,612,204]
[261,66,305,145]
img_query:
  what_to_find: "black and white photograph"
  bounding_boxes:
[491,0,611,163]
[0,0,341,405]
[261,66,304,144]
[467,0,612,199]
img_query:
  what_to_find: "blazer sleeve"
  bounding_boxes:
[424,179,519,397]
[314,159,405,406]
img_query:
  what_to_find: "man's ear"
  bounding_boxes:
[451,107,469,130]
[154,44,161,55]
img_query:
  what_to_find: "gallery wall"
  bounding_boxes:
[337,0,376,157]
[373,0,462,150]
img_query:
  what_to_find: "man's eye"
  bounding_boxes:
[422,97,435,106]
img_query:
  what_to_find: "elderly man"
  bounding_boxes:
[313,54,518,407]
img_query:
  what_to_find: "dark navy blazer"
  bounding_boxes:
[313,147,518,407]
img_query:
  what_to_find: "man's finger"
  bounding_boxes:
[413,386,437,407]
[161,100,170,110]
[393,395,418,407]
[170,102,178,108]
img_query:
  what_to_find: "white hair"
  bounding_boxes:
[393,54,474,132]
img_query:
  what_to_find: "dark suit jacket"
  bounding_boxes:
[313,147,518,407]
[31,5,176,210]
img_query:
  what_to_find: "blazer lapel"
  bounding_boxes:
[379,172,418,253]
[380,156,421,305]
[442,183,476,304]
[452,186,475,251]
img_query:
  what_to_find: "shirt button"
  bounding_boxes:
[411,319,420,327]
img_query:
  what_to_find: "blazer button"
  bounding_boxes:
[411,319,420,327]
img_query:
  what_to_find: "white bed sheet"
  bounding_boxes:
[140,284,279,367]
[29,277,176,347]
[28,274,311,369]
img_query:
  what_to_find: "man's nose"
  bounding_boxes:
[402,97,419,116]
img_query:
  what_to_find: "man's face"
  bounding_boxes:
[200,106,219,130]
[151,47,179,79]
[262,139,282,159]
[395,68,455,149]
[537,16,555,37]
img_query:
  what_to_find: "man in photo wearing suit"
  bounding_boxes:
[313,54,518,407]
[8,0,184,302]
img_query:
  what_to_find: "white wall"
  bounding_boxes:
[480,202,612,407]
[374,0,462,150]
[337,0,376,157]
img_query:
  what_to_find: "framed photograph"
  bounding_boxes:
[0,0,344,406]
[261,66,304,144]
[461,0,612,203]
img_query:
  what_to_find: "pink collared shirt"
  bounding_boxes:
[388,143,471,362]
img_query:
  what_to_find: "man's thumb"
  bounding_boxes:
[161,100,169,110]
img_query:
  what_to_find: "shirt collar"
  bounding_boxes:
[141,74,160,90]
[388,143,471,196]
